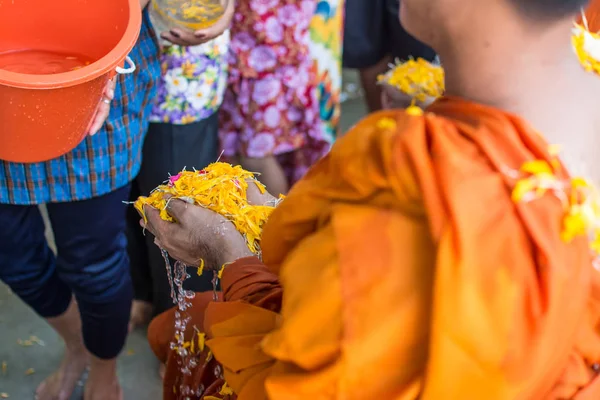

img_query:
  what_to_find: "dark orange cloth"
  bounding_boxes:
[582,0,600,31]
[147,259,282,399]
[148,291,235,400]
[198,97,600,399]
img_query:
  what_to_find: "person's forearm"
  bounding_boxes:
[224,0,235,18]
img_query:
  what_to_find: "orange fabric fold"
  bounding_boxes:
[147,291,234,400]
[203,258,284,398]
[202,97,600,399]
[147,257,283,399]
[583,0,600,31]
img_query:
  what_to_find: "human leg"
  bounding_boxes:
[37,300,89,400]
[47,185,133,400]
[343,0,389,111]
[0,204,88,400]
[127,181,154,331]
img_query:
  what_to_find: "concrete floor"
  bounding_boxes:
[0,71,367,400]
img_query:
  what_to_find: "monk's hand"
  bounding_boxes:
[88,78,116,136]
[141,199,253,269]
[380,83,436,110]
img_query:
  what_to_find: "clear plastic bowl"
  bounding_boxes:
[149,0,228,34]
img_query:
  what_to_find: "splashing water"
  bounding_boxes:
[160,249,195,394]
[211,270,219,301]
[160,249,176,302]
[161,249,222,396]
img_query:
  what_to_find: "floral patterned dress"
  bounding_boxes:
[150,32,230,125]
[219,0,330,185]
[310,0,344,144]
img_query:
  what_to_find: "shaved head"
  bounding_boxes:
[400,0,589,52]
[509,0,589,19]
[398,0,598,143]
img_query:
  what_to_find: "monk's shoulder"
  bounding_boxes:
[334,109,427,157]
[308,109,434,208]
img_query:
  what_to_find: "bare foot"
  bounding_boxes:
[84,379,122,400]
[128,300,153,332]
[84,357,122,400]
[35,345,89,400]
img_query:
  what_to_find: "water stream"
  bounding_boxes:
[160,249,221,397]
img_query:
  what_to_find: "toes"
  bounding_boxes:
[35,377,53,400]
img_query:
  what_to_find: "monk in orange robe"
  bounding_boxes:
[144,0,600,398]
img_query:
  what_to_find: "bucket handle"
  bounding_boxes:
[115,56,136,75]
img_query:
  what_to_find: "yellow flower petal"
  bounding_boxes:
[406,106,424,116]
[571,177,590,189]
[197,332,206,353]
[573,22,600,76]
[133,163,279,256]
[378,57,444,102]
[217,264,227,280]
[512,179,538,202]
[520,160,553,175]
[561,206,588,242]
[219,382,234,396]
[197,259,204,276]
[376,117,397,131]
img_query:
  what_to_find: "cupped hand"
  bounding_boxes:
[141,198,253,269]
[160,0,234,46]
[88,78,117,136]
[380,83,437,110]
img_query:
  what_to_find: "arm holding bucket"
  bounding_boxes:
[87,78,117,136]
[85,0,147,137]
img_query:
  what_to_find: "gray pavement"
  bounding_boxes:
[0,70,367,399]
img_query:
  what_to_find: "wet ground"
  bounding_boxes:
[0,70,367,399]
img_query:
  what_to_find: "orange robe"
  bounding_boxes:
[148,292,235,400]
[582,0,600,31]
[148,264,282,400]
[149,96,600,399]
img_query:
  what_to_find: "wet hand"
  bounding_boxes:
[160,0,234,46]
[381,83,436,110]
[88,78,116,136]
[140,198,253,269]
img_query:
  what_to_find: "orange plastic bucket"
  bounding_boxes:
[0,0,142,163]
